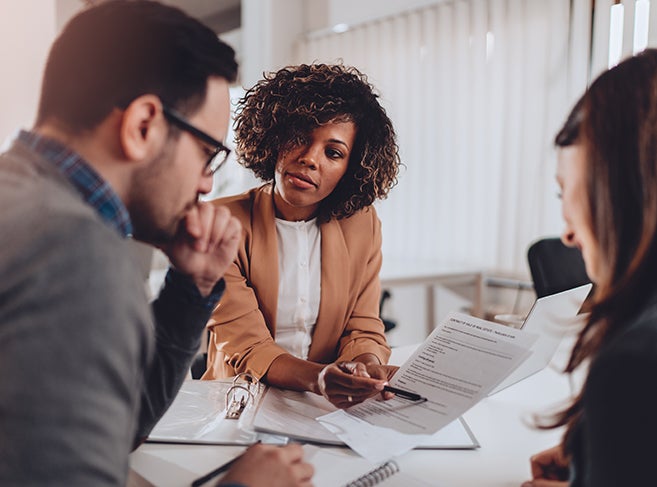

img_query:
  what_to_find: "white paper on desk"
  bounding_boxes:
[318,312,536,462]
[254,388,339,444]
[253,388,478,449]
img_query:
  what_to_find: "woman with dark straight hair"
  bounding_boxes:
[523,49,657,486]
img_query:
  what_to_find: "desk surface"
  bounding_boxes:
[131,344,572,487]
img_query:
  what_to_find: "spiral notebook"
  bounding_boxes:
[304,445,435,486]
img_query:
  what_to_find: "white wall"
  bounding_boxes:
[0,3,58,146]
[0,0,85,148]
[240,0,305,88]
[55,0,85,32]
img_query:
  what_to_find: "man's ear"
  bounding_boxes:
[119,94,167,162]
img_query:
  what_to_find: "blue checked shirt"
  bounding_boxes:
[18,130,224,309]
[18,130,133,237]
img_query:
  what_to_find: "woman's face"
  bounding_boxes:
[556,143,601,283]
[273,121,356,221]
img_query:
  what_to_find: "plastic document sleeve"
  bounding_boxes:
[147,376,284,445]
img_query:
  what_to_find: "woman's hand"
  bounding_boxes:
[522,445,570,487]
[317,361,398,408]
[364,363,399,400]
[364,363,399,381]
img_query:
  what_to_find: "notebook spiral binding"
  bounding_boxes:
[344,460,400,487]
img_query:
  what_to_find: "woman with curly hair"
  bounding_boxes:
[201,64,401,408]
[523,50,657,487]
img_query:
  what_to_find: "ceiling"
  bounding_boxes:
[158,0,240,33]
[79,0,241,33]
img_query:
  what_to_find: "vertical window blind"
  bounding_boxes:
[294,0,588,274]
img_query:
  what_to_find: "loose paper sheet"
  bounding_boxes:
[318,312,537,462]
[253,387,478,448]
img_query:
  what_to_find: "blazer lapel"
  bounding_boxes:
[249,185,280,333]
[309,218,350,362]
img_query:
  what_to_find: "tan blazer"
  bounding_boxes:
[202,184,391,380]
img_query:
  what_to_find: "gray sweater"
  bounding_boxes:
[0,141,220,485]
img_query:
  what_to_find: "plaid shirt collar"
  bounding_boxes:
[18,130,133,237]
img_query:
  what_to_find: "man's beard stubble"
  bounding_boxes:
[127,145,191,246]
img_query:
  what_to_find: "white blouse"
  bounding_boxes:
[274,217,321,359]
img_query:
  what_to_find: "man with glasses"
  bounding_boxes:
[162,105,232,176]
[0,1,312,486]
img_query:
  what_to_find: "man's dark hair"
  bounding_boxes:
[36,0,238,132]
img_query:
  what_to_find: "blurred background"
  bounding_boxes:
[1,0,654,344]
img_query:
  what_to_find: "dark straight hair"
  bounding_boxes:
[36,0,238,133]
[549,49,657,450]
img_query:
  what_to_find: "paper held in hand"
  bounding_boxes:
[318,311,538,463]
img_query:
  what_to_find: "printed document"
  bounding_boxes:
[318,312,536,462]
[252,387,478,448]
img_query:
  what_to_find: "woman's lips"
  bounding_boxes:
[287,172,316,189]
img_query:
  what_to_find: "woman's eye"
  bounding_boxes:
[326,148,343,159]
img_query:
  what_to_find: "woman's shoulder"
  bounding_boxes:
[334,205,379,229]
[328,206,381,252]
[596,303,657,369]
[622,299,657,343]
[210,184,273,220]
[584,307,657,422]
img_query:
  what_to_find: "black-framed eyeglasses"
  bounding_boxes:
[162,105,231,176]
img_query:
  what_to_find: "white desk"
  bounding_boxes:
[130,342,572,487]
[397,366,568,486]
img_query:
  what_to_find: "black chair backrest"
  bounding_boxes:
[379,289,396,332]
[527,237,591,298]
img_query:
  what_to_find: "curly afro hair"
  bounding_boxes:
[234,63,400,221]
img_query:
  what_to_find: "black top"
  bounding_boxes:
[568,299,657,486]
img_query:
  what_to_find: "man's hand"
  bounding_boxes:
[162,202,241,296]
[219,443,314,487]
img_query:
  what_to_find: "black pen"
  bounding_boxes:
[191,444,256,487]
[383,385,426,401]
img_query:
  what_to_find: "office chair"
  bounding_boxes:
[190,348,208,380]
[380,289,397,332]
[527,237,591,298]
